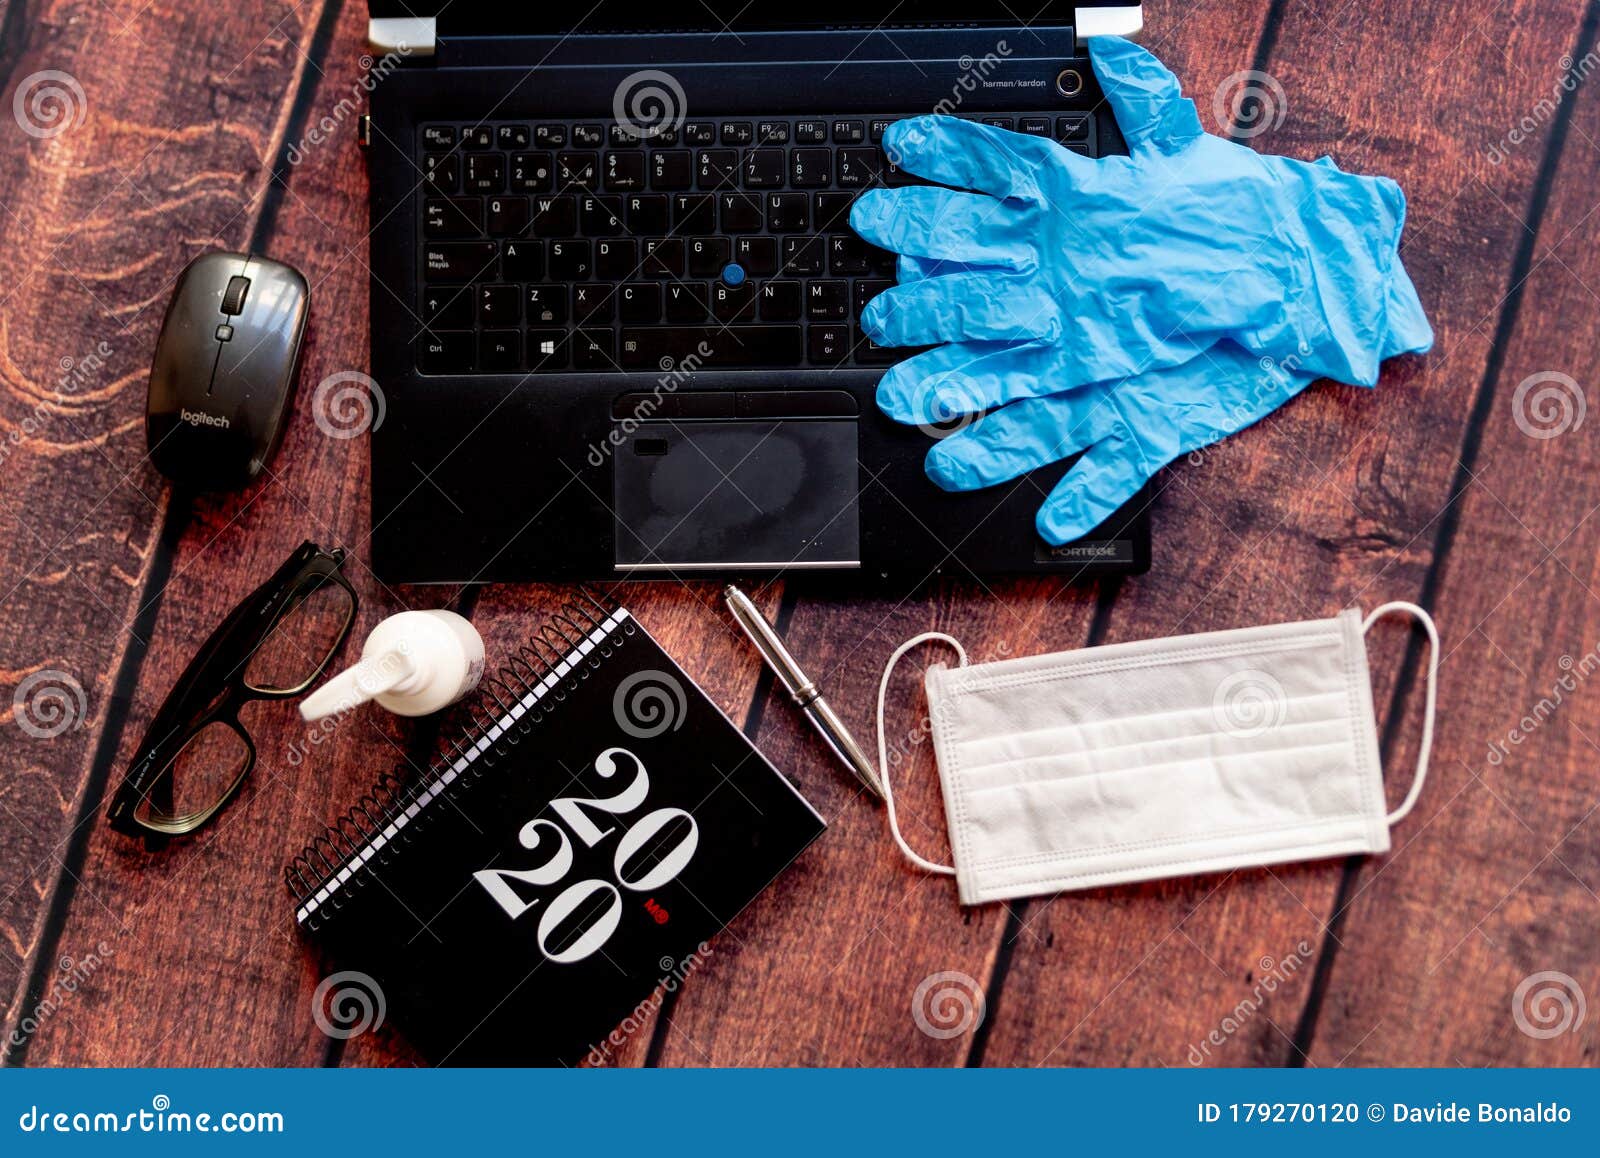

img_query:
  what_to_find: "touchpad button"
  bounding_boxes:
[613,418,860,569]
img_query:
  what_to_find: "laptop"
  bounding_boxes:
[362,2,1150,583]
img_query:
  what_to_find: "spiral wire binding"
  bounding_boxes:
[285,588,629,931]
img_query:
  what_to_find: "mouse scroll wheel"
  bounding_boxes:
[220,275,251,315]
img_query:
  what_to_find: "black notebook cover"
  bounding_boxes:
[286,597,824,1065]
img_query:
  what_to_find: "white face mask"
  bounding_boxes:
[876,602,1438,905]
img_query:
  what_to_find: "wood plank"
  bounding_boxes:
[7,0,456,1066]
[973,0,1590,1065]
[0,0,332,1055]
[643,0,1280,1069]
[1307,11,1600,1066]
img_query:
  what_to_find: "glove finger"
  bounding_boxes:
[1086,36,1203,156]
[1034,431,1151,544]
[924,388,1119,491]
[862,273,1059,345]
[876,340,1058,425]
[883,115,1082,201]
[897,254,1012,284]
[851,188,1028,270]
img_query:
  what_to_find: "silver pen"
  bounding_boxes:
[723,585,885,800]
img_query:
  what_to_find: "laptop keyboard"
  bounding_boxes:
[415,114,1098,376]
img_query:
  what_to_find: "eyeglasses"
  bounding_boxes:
[108,541,357,838]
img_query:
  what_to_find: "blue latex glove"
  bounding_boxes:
[850,35,1434,393]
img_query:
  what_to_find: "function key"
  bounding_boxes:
[572,124,604,147]
[868,119,894,142]
[422,125,457,150]
[721,121,754,146]
[685,122,716,145]
[757,121,790,145]
[610,124,643,147]
[534,124,567,148]
[981,116,1015,131]
[497,124,531,149]
[794,120,828,144]
[651,125,680,146]
[1019,117,1051,136]
[462,126,494,149]
[832,120,866,144]
[1056,114,1091,142]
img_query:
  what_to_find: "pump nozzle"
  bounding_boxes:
[297,609,485,721]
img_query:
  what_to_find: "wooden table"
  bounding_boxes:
[3,0,1596,1068]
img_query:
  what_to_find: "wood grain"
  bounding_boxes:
[0,0,330,1056]
[971,0,1593,1067]
[1306,6,1600,1066]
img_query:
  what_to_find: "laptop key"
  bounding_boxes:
[424,153,459,194]
[781,236,825,276]
[422,289,473,328]
[806,280,849,321]
[525,285,567,325]
[651,150,693,190]
[478,330,521,371]
[497,125,531,149]
[832,120,866,144]
[794,120,828,144]
[531,196,577,237]
[722,122,754,146]
[836,147,879,188]
[626,194,669,233]
[791,148,830,188]
[594,238,636,281]
[609,125,643,148]
[573,125,604,147]
[757,121,790,145]
[500,240,543,281]
[618,283,662,323]
[685,122,716,145]
[663,282,709,323]
[549,240,592,280]
[579,195,624,235]
[509,153,553,192]
[807,324,850,365]
[463,153,505,193]
[743,148,785,188]
[557,152,598,187]
[711,282,756,322]
[486,196,530,236]
[696,149,738,189]
[687,237,732,277]
[462,127,494,150]
[813,191,854,231]
[672,194,714,233]
[828,234,871,275]
[478,284,520,326]
[854,279,893,314]
[1056,114,1091,142]
[642,238,684,277]
[534,124,566,148]
[1019,117,1051,136]
[424,241,498,282]
[421,125,456,150]
[767,192,808,232]
[759,280,802,321]
[869,119,893,142]
[720,193,763,233]
[573,284,615,324]
[424,197,483,237]
[619,326,802,369]
[734,236,777,276]
[604,152,647,191]
[418,330,475,373]
[527,329,569,369]
[573,328,616,370]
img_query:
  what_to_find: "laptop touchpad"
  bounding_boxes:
[611,392,860,570]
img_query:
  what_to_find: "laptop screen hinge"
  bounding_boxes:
[368,17,436,57]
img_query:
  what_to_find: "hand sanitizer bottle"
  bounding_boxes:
[299,609,485,720]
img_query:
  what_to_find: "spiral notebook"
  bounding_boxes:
[286,592,824,1065]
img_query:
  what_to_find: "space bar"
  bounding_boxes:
[620,327,802,369]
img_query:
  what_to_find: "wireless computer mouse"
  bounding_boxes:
[146,251,309,490]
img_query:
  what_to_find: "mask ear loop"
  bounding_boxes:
[1360,601,1439,826]
[876,632,967,876]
